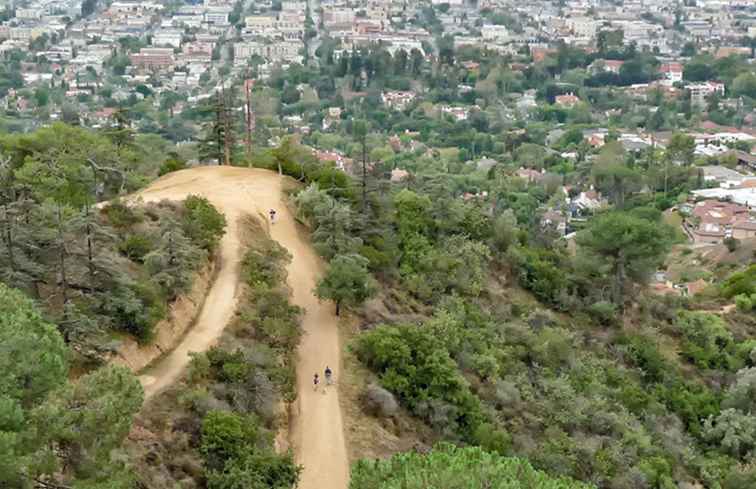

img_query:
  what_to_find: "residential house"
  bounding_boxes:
[390,168,410,182]
[688,199,750,243]
[715,47,751,59]
[476,157,497,172]
[542,210,568,235]
[314,149,352,172]
[733,218,756,240]
[692,186,756,209]
[381,91,416,110]
[571,188,605,215]
[516,167,546,183]
[322,107,342,130]
[440,105,474,121]
[555,93,580,108]
[688,82,725,108]
[590,59,624,74]
[679,279,708,297]
[700,165,756,189]
[659,62,683,86]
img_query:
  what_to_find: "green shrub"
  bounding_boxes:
[183,195,227,252]
[200,410,260,471]
[106,280,166,342]
[103,199,143,228]
[724,237,740,252]
[622,334,670,383]
[722,265,756,298]
[638,456,676,489]
[206,451,300,489]
[734,294,753,312]
[118,233,153,262]
[587,300,617,325]
[676,312,735,370]
[724,467,756,489]
[350,443,595,489]
[472,423,512,456]
[704,408,756,459]
[158,157,187,176]
[656,380,720,437]
[506,246,569,307]
[242,240,290,287]
[354,323,485,441]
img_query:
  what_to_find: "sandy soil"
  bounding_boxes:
[134,166,348,489]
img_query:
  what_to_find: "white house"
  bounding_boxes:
[481,24,510,44]
[688,82,725,108]
[152,30,183,48]
[659,62,683,86]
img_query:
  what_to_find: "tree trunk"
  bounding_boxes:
[335,300,341,316]
[613,251,625,309]
[85,203,95,290]
[2,205,16,273]
[168,232,176,266]
[56,205,70,321]
[616,176,625,209]
[361,139,367,215]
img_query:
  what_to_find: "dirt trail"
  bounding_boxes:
[134,166,349,489]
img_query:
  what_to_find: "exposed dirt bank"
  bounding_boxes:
[111,260,216,372]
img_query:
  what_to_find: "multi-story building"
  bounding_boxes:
[130,47,175,70]
[566,17,598,38]
[205,7,231,25]
[481,24,510,44]
[323,8,355,29]
[688,81,725,108]
[245,14,277,33]
[153,29,183,48]
[182,41,213,63]
[278,12,304,39]
[16,8,43,20]
[234,41,265,63]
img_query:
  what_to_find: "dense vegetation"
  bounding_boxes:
[350,443,594,489]
[287,128,755,487]
[0,123,228,487]
[127,217,301,489]
[0,283,144,488]
[3,11,756,486]
[0,124,225,359]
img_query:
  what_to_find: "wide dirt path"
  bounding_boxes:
[134,166,349,489]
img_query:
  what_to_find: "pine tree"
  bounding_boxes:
[199,89,236,165]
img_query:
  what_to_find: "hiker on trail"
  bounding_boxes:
[325,366,333,385]
[313,373,319,391]
[269,208,277,224]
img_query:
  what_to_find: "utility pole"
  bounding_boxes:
[215,90,224,165]
[220,83,232,166]
[244,75,255,161]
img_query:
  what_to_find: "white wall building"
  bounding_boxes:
[481,24,510,43]
[152,30,183,48]
[205,7,231,25]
